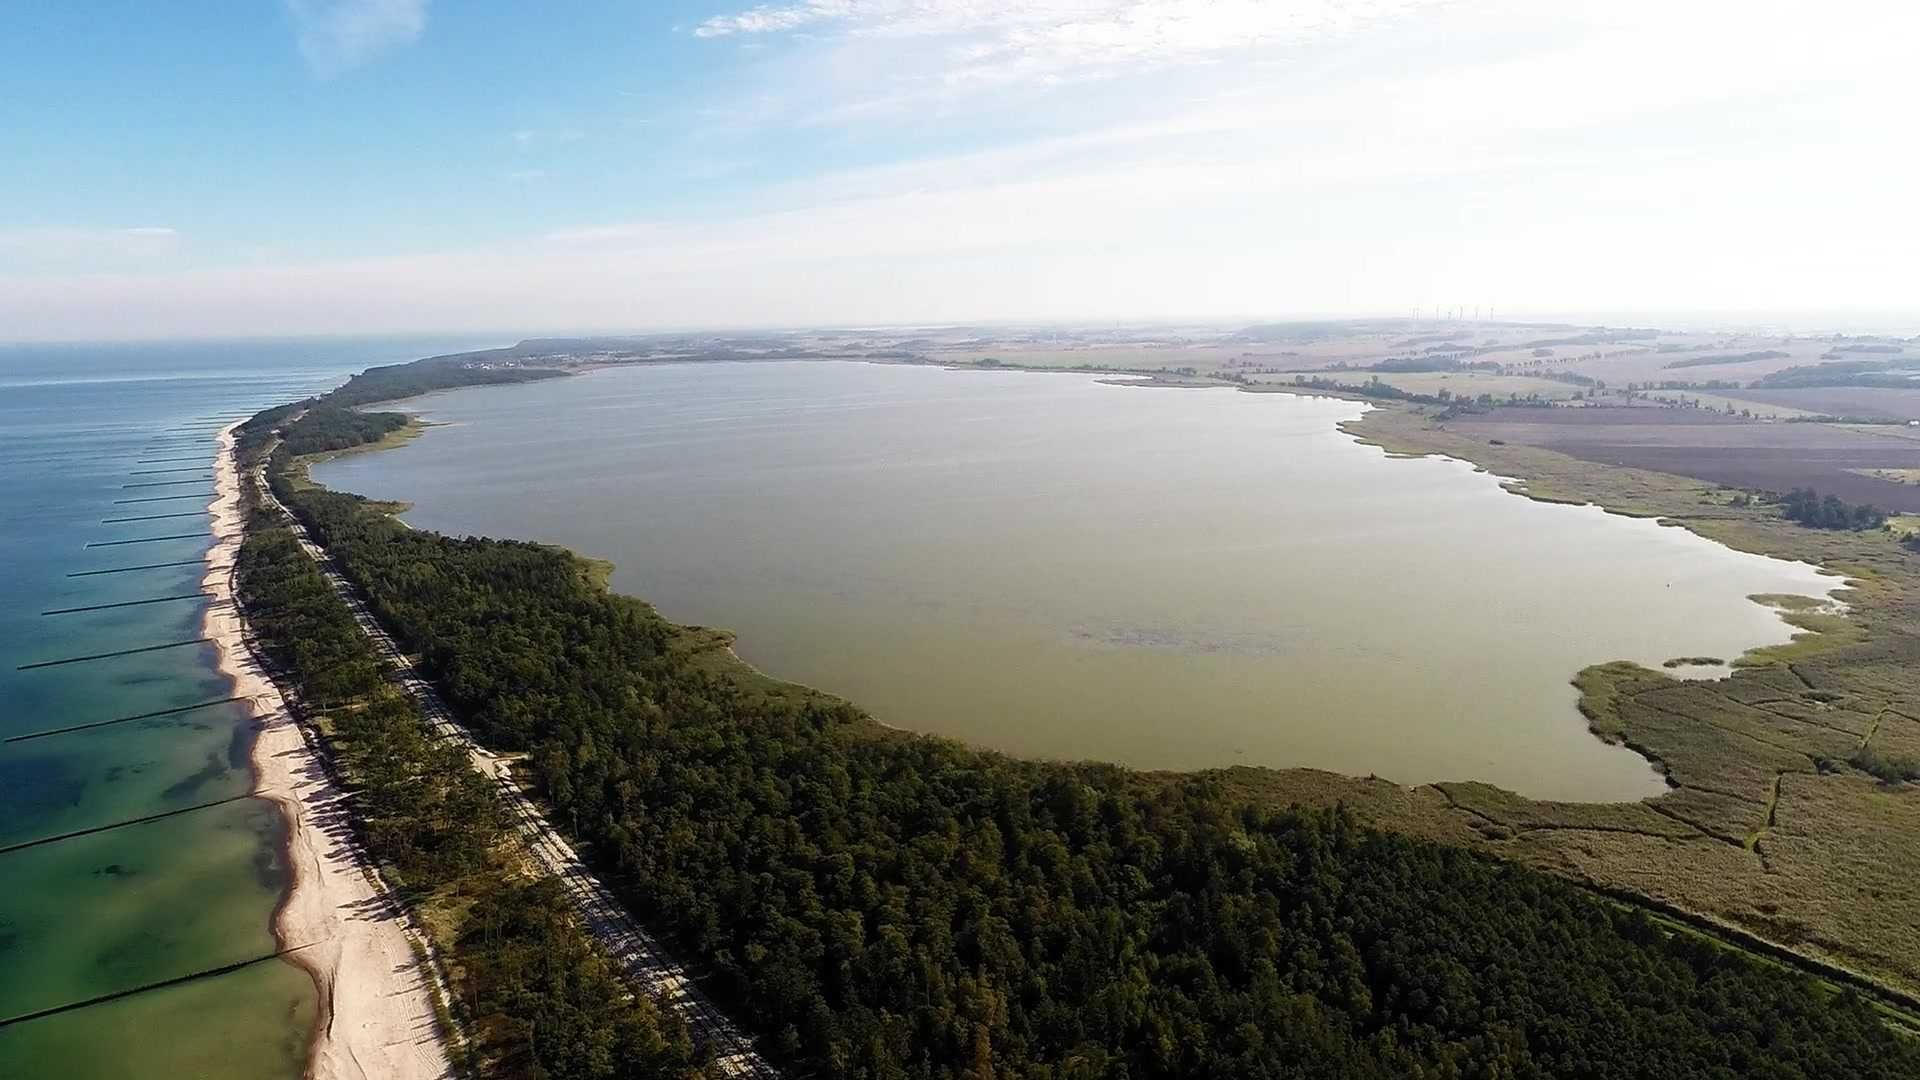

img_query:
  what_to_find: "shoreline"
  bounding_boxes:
[203,423,451,1080]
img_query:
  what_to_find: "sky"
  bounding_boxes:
[1,0,1914,340]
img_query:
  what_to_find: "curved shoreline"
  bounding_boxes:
[325,365,1829,802]
[203,423,451,1080]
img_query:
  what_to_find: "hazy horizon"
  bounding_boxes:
[4,1,1915,339]
[6,306,1920,349]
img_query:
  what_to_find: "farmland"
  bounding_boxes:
[1434,407,1920,512]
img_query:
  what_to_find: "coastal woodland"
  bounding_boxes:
[235,516,701,1080]
[239,395,1920,1080]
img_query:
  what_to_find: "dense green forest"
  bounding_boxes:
[1777,488,1886,531]
[274,404,409,456]
[252,401,1920,1080]
[235,515,702,1080]
[323,354,566,408]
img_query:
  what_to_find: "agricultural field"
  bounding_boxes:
[1538,337,1839,386]
[1854,469,1920,487]
[1727,387,1920,422]
[1432,406,1920,512]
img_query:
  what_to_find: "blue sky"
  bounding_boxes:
[2,1,1915,338]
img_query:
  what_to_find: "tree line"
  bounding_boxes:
[245,398,1920,1080]
[324,355,566,408]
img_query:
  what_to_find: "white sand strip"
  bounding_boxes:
[203,423,453,1080]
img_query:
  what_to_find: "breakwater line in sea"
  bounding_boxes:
[0,793,254,856]
[41,592,221,616]
[4,695,249,743]
[121,478,213,489]
[84,533,209,548]
[69,558,222,577]
[15,637,211,670]
[113,492,213,504]
[0,943,320,1031]
[101,511,209,524]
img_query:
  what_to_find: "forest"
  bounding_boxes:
[322,354,566,408]
[247,398,1920,1080]
[1753,359,1920,389]
[275,404,409,455]
[235,514,702,1080]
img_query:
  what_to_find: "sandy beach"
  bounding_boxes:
[203,423,452,1080]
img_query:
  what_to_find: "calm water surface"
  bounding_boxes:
[0,337,492,1077]
[316,361,1840,802]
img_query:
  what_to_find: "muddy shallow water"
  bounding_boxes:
[315,361,1842,802]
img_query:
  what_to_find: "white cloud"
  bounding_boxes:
[287,0,429,75]
[695,0,1448,85]
[695,0,850,38]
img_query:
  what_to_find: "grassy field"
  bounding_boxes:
[1242,402,1920,1006]
[1853,467,1920,486]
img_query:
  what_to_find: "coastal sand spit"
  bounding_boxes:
[204,423,452,1080]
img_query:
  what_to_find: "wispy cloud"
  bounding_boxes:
[0,226,180,264]
[287,0,429,76]
[695,0,849,38]
[510,128,585,147]
[694,0,1447,84]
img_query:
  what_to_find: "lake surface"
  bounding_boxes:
[0,336,490,1078]
[316,361,1841,802]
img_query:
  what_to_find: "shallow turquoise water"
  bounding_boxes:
[0,337,494,1077]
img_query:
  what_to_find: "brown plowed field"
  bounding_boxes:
[1725,387,1920,422]
[1446,406,1920,511]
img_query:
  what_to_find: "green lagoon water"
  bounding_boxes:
[316,361,1841,803]
[0,338,490,1078]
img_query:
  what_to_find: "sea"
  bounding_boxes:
[0,337,492,1078]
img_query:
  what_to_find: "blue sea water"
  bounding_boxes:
[0,337,492,1077]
